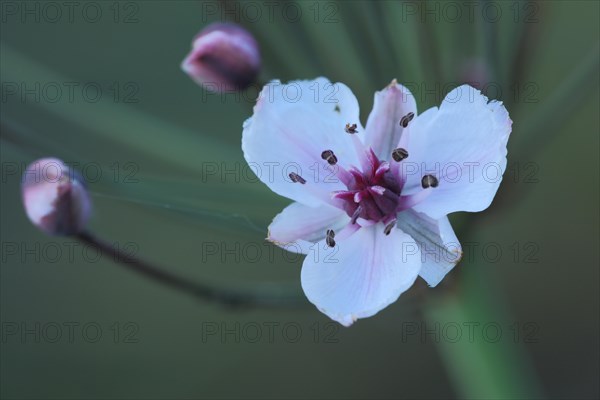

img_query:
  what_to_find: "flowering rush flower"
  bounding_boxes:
[242,78,511,326]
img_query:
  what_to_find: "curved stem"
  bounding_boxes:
[75,231,307,309]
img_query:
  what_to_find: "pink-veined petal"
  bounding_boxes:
[397,209,462,287]
[403,85,512,219]
[364,80,417,160]
[242,78,364,206]
[268,202,349,254]
[301,224,421,326]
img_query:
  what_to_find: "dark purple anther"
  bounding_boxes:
[392,148,409,162]
[321,150,338,165]
[289,172,306,184]
[399,112,415,128]
[421,174,439,188]
[326,229,336,247]
[345,123,358,134]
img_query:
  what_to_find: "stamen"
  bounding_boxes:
[289,172,306,184]
[391,120,412,182]
[326,229,336,247]
[421,174,439,188]
[392,148,409,162]
[351,206,363,224]
[345,123,358,134]
[349,132,372,173]
[290,178,347,210]
[399,112,415,128]
[320,150,338,165]
[384,220,396,235]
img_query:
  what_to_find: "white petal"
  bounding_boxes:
[242,78,364,206]
[301,225,422,326]
[268,202,349,254]
[397,209,462,287]
[403,85,512,219]
[364,80,417,160]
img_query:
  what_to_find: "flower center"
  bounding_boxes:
[331,115,437,235]
[288,114,438,236]
[332,149,402,227]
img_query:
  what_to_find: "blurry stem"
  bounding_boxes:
[417,17,443,85]
[337,3,381,86]
[506,1,540,111]
[480,0,499,84]
[424,293,543,399]
[75,230,307,308]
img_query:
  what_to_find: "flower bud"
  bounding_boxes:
[21,158,92,236]
[181,23,261,92]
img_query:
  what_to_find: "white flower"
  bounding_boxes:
[242,78,512,326]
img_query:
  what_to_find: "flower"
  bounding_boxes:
[21,158,92,236]
[242,78,512,326]
[181,22,261,92]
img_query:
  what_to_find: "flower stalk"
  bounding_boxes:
[75,230,308,308]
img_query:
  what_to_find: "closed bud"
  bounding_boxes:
[21,158,92,236]
[181,23,261,92]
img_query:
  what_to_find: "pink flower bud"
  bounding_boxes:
[21,158,92,236]
[181,23,261,92]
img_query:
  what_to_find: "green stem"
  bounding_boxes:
[424,291,544,399]
[76,230,307,308]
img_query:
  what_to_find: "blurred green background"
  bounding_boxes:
[1,1,598,399]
